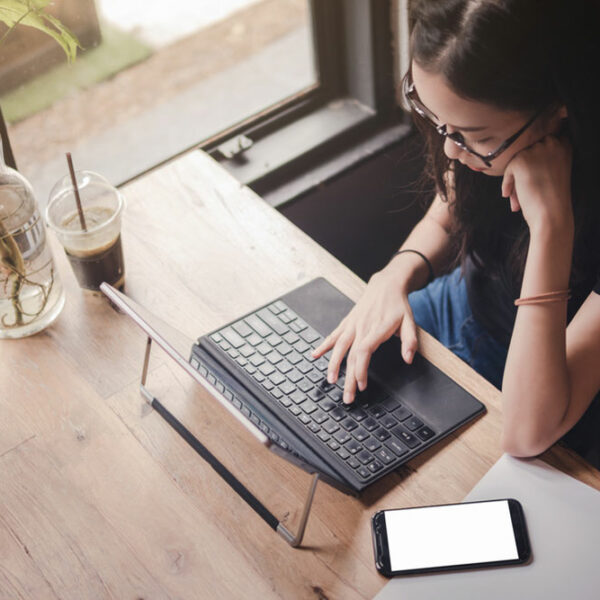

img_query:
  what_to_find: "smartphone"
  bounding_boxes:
[371,498,531,577]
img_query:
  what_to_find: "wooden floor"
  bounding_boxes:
[2,151,599,599]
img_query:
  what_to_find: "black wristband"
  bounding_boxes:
[390,249,435,284]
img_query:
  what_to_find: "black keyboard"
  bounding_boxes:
[190,299,436,490]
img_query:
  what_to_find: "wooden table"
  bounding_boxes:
[2,151,599,599]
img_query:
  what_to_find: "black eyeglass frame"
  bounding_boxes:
[403,75,543,168]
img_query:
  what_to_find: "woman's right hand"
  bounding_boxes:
[311,261,419,404]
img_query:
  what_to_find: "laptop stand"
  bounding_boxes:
[140,335,320,548]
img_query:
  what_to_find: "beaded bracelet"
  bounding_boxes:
[391,249,435,284]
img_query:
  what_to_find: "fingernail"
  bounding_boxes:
[358,380,366,392]
[327,372,334,384]
[343,392,352,404]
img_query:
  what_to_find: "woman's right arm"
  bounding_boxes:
[311,193,454,404]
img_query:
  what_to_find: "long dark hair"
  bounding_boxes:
[409,0,600,296]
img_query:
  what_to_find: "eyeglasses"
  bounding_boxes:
[403,74,542,168]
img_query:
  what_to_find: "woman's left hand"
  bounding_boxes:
[501,135,573,234]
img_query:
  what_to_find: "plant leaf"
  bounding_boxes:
[0,0,80,62]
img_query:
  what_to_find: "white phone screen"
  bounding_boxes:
[384,500,519,572]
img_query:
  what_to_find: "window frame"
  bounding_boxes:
[204,0,406,197]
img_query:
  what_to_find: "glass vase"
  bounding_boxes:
[0,157,65,338]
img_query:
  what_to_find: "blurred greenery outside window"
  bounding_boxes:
[0,0,317,202]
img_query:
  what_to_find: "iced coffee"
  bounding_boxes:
[46,171,125,291]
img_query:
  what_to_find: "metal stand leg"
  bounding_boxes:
[138,336,320,548]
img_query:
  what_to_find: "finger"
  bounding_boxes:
[352,335,379,392]
[311,324,342,358]
[399,313,418,364]
[343,353,358,404]
[501,170,514,199]
[327,332,354,384]
[509,192,521,213]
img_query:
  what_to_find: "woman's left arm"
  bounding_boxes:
[500,136,600,456]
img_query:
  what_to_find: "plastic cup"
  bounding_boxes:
[46,171,125,291]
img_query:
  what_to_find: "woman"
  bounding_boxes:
[312,0,600,467]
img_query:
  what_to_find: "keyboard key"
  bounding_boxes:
[256,342,272,355]
[289,405,301,416]
[297,378,313,393]
[287,351,303,365]
[341,418,358,431]
[257,308,287,335]
[245,365,257,375]
[298,413,311,425]
[259,363,275,376]
[262,380,274,391]
[224,389,234,401]
[266,333,283,347]
[307,371,324,384]
[323,420,339,434]
[373,427,391,442]
[269,371,286,386]
[375,447,396,465]
[221,328,246,348]
[308,388,326,402]
[390,425,420,449]
[357,450,374,465]
[405,416,424,431]
[279,381,296,395]
[362,417,379,432]
[314,357,329,372]
[276,360,293,374]
[327,439,340,451]
[367,460,383,473]
[352,427,369,442]
[245,314,272,337]
[250,354,265,367]
[287,369,303,383]
[317,431,330,443]
[351,408,368,421]
[320,399,336,412]
[210,333,223,344]
[266,350,283,365]
[300,400,318,414]
[391,404,412,421]
[417,426,435,441]
[218,340,231,351]
[235,356,248,367]
[312,410,328,424]
[293,339,310,354]
[289,390,305,404]
[329,407,346,422]
[333,430,351,445]
[232,321,253,337]
[337,447,351,460]
[233,398,242,409]
[271,388,283,399]
[296,360,313,374]
[283,331,300,345]
[278,390,296,408]
[364,437,381,452]
[379,414,397,429]
[226,348,240,360]
[277,343,293,356]
[357,466,371,479]
[239,344,256,358]
[369,405,387,419]
[346,440,362,454]
[280,309,297,323]
[301,328,319,343]
[269,300,286,314]
[291,319,308,333]
[246,332,262,346]
[254,373,265,383]
[385,440,409,457]
[327,388,343,404]
[347,456,361,469]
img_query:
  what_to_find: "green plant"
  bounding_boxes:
[0,0,80,60]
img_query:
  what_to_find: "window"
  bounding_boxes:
[1,1,406,205]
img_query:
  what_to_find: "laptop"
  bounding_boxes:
[104,277,485,496]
